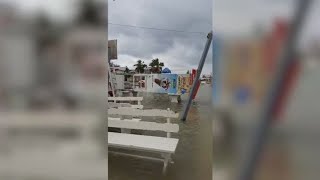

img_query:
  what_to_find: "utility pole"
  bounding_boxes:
[180,31,213,121]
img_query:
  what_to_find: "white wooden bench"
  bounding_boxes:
[0,112,99,134]
[108,102,137,109]
[0,111,102,152]
[108,97,143,109]
[0,111,107,180]
[108,107,179,174]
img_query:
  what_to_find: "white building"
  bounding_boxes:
[0,4,36,109]
[60,25,108,109]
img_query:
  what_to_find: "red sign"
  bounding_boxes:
[264,19,289,73]
[264,19,301,122]
[191,69,200,100]
[272,59,301,121]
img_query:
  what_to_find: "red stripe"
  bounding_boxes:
[272,59,300,121]
[192,81,201,99]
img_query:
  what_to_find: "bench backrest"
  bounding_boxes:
[108,119,179,133]
[108,97,143,104]
[108,108,179,138]
[108,108,179,118]
[108,97,143,109]
[0,112,98,127]
[108,102,143,109]
[0,112,100,140]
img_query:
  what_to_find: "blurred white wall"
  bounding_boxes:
[0,33,35,90]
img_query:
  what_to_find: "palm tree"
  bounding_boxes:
[124,66,130,80]
[149,58,164,73]
[134,60,147,73]
[35,12,57,49]
[34,12,61,85]
[124,66,130,74]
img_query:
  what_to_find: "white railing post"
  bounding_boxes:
[167,108,171,138]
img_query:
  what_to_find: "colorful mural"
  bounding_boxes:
[151,74,178,94]
[214,19,293,106]
[177,74,191,95]
[134,74,178,94]
[133,73,195,95]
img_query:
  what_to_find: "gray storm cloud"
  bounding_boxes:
[9,0,318,74]
[108,0,302,74]
[108,0,212,73]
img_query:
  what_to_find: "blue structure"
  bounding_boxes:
[235,86,251,104]
[161,68,171,74]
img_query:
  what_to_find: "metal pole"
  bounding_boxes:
[180,31,213,121]
[237,1,312,180]
[212,35,222,105]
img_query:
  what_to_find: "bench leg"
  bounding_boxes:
[132,91,138,97]
[120,115,131,134]
[161,153,171,175]
[169,95,181,103]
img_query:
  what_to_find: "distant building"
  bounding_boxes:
[111,67,127,74]
[129,70,136,74]
[144,67,152,74]
[0,1,109,110]
[60,25,107,108]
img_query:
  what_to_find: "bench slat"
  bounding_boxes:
[130,105,144,109]
[0,112,98,129]
[108,97,143,101]
[108,117,141,122]
[108,102,131,108]
[108,132,179,154]
[108,119,179,133]
[108,103,143,109]
[108,108,179,118]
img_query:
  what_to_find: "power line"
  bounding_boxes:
[108,22,207,35]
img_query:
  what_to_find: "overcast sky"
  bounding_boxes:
[108,0,319,74]
[2,0,320,74]
[0,0,76,21]
[108,0,212,74]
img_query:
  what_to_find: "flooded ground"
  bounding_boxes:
[108,84,213,180]
[0,66,318,180]
[109,64,320,180]
[213,65,320,180]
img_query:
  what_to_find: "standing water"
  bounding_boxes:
[109,84,213,180]
[213,64,320,180]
